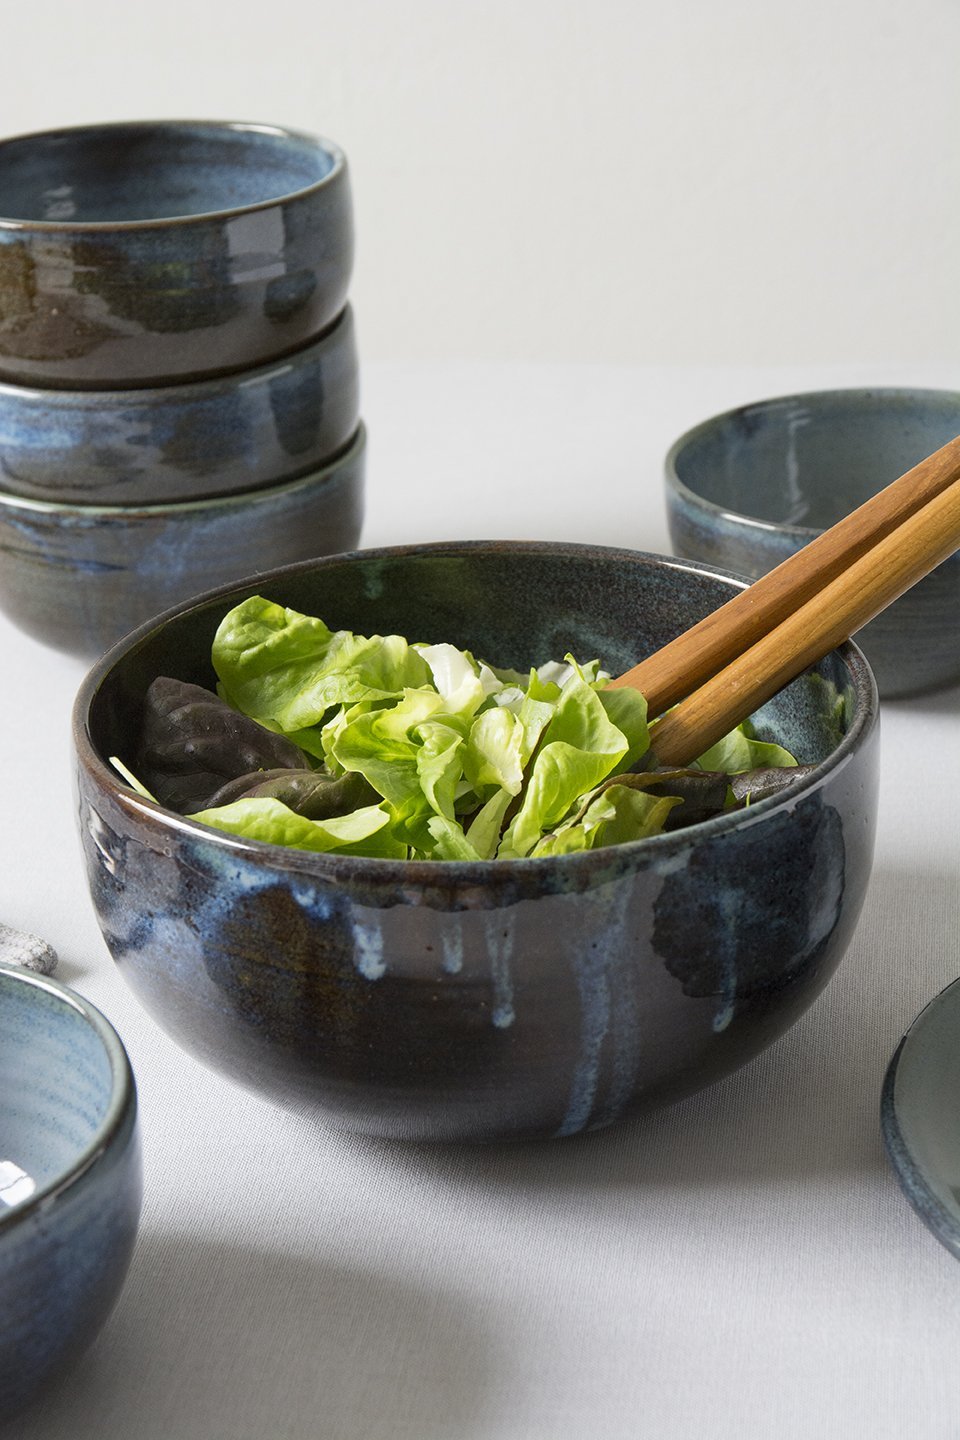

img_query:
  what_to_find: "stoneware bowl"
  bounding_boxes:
[0,120,352,388]
[73,542,880,1144]
[665,388,960,699]
[0,423,365,657]
[0,306,359,505]
[0,962,141,1415]
[882,975,960,1261]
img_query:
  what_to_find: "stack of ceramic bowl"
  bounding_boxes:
[0,120,364,657]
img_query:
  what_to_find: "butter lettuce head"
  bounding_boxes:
[124,596,800,861]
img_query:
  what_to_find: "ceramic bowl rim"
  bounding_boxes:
[73,541,879,884]
[0,422,365,518]
[0,961,136,1235]
[0,118,347,234]
[881,973,960,1259]
[0,304,354,409]
[665,385,960,541]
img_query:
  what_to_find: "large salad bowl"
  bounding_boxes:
[73,542,880,1142]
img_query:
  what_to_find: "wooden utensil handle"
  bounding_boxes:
[646,475,960,766]
[610,432,960,714]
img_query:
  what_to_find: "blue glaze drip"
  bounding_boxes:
[712,889,740,1032]
[352,921,386,981]
[556,881,638,1136]
[441,929,463,975]
[361,560,385,600]
[483,914,515,1028]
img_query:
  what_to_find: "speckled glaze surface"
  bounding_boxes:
[74,543,880,1144]
[882,976,960,1261]
[0,307,358,504]
[0,121,353,388]
[665,388,960,698]
[0,424,365,658]
[0,962,141,1415]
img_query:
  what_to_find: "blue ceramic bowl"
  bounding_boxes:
[665,388,960,698]
[74,542,880,1143]
[882,976,960,1261]
[0,120,352,388]
[0,962,141,1415]
[0,306,359,505]
[0,423,365,657]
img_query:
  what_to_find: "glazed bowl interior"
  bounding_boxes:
[0,966,125,1201]
[670,388,960,530]
[0,962,140,1415]
[0,121,341,225]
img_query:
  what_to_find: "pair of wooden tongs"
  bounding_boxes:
[609,436,960,764]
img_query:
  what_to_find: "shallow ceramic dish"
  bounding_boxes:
[665,388,960,698]
[0,120,352,388]
[0,423,365,657]
[0,962,141,1415]
[0,306,358,505]
[882,976,960,1260]
[74,542,880,1144]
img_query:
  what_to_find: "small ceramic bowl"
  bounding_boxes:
[0,962,141,1415]
[665,388,960,698]
[74,542,880,1144]
[0,306,359,505]
[0,424,365,657]
[882,976,960,1261]
[0,120,352,388]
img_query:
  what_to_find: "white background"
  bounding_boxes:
[3,0,959,367]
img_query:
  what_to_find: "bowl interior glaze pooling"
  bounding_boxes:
[0,122,340,225]
[0,968,121,1201]
[672,388,960,530]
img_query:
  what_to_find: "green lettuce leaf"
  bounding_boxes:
[499,678,636,857]
[187,796,406,857]
[695,725,797,774]
[212,597,432,734]
[530,784,681,857]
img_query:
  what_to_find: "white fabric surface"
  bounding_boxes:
[5,361,960,1439]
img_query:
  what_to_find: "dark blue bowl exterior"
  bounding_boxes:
[0,973,141,1415]
[0,122,352,388]
[0,307,359,505]
[74,544,880,1143]
[665,389,960,699]
[0,426,365,657]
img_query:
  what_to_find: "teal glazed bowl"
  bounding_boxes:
[74,542,880,1144]
[0,306,359,505]
[665,388,960,699]
[0,424,365,657]
[0,962,141,1416]
[0,120,352,388]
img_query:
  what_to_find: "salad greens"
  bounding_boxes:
[117,595,809,861]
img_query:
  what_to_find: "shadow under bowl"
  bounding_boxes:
[0,962,141,1416]
[665,387,960,699]
[0,120,353,388]
[74,542,880,1143]
[0,306,359,506]
[0,423,365,658]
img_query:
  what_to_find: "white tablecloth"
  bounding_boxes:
[6,362,960,1440]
